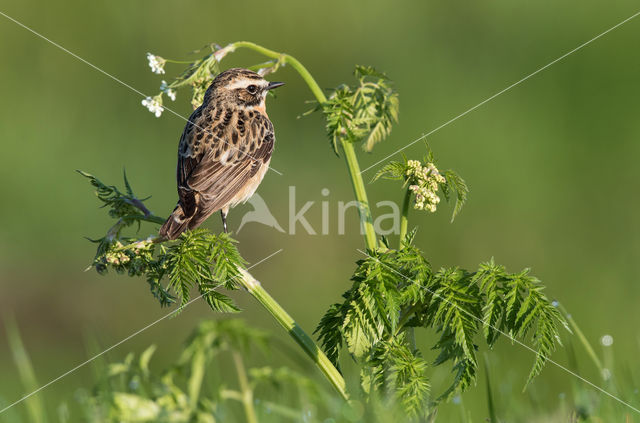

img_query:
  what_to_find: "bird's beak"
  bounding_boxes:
[266,81,285,90]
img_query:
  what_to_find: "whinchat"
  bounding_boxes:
[159,68,284,240]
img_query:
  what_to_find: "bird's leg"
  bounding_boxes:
[220,209,228,233]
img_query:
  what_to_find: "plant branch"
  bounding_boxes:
[399,186,412,248]
[124,197,154,217]
[120,214,165,226]
[229,41,326,103]
[238,268,349,400]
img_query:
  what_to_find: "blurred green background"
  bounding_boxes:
[1,0,639,420]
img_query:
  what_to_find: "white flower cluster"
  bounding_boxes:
[146,52,166,74]
[160,80,176,101]
[406,159,446,212]
[142,96,164,117]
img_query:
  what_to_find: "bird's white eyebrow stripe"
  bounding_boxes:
[227,79,268,90]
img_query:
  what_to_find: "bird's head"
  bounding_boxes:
[206,68,284,110]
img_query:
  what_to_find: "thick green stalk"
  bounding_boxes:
[238,269,349,400]
[229,41,378,250]
[341,141,377,250]
[399,187,412,248]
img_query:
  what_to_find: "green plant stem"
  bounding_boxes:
[406,327,416,351]
[399,187,412,248]
[396,303,421,334]
[187,349,206,410]
[397,303,418,351]
[341,141,377,250]
[121,214,165,225]
[229,41,377,251]
[232,351,258,423]
[238,269,349,401]
[230,41,326,103]
[558,304,604,377]
[483,354,498,423]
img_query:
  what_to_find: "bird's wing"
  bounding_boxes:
[176,107,274,219]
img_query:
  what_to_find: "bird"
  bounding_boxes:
[158,68,284,240]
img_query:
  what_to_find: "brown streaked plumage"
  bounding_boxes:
[159,68,284,240]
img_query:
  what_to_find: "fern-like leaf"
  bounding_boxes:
[319,66,399,154]
[314,304,344,367]
[440,169,469,222]
[429,267,481,398]
[372,160,407,183]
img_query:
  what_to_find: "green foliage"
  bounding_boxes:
[315,248,435,418]
[440,169,468,222]
[163,230,243,312]
[77,170,152,225]
[372,159,407,182]
[316,240,568,415]
[317,65,399,154]
[72,319,426,423]
[313,304,344,367]
[78,319,318,422]
[167,48,221,109]
[4,314,636,423]
[429,267,481,400]
[76,319,439,423]
[473,259,569,384]
[365,337,431,417]
[80,172,244,314]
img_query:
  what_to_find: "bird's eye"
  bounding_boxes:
[246,85,258,95]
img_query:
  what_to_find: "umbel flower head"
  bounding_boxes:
[406,159,446,212]
[142,95,164,117]
[104,241,130,266]
[146,53,166,74]
[160,80,176,101]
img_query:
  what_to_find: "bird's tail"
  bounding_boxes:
[158,204,192,240]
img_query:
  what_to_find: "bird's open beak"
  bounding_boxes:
[266,81,285,90]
